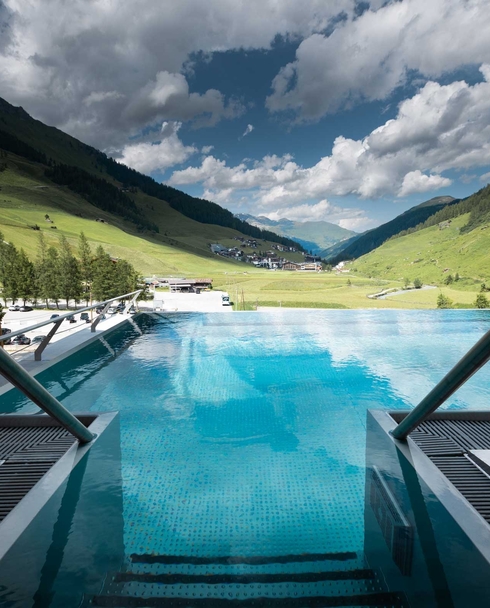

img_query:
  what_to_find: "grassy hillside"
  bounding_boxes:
[0,153,268,275]
[0,97,302,251]
[327,196,457,264]
[351,214,490,288]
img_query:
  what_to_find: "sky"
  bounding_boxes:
[2,0,490,232]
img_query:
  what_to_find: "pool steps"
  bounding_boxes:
[90,552,408,607]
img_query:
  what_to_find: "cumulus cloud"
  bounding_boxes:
[267,0,490,120]
[169,71,490,222]
[124,71,244,129]
[263,199,375,230]
[480,172,490,183]
[119,122,197,172]
[0,0,357,149]
[399,171,452,197]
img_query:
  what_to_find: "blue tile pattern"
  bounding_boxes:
[8,311,490,574]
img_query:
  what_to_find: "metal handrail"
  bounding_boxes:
[392,328,490,440]
[0,347,95,443]
[1,290,142,342]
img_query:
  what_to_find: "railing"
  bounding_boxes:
[1,290,142,361]
[391,329,490,440]
[0,289,142,444]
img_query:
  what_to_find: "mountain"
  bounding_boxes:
[0,99,310,276]
[0,97,303,253]
[235,213,356,254]
[326,196,458,264]
[347,183,490,285]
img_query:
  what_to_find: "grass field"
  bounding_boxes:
[352,214,490,287]
[210,270,488,310]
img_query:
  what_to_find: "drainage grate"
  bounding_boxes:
[391,413,490,526]
[0,420,77,522]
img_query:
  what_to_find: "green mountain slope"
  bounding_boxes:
[0,97,302,251]
[235,213,356,253]
[352,213,490,286]
[326,196,457,264]
[0,154,250,275]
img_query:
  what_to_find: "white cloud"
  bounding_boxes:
[263,199,376,230]
[480,172,490,183]
[125,71,245,129]
[399,171,452,197]
[0,0,357,148]
[169,71,490,222]
[201,145,214,154]
[267,0,490,120]
[241,124,254,138]
[84,91,123,105]
[119,122,197,172]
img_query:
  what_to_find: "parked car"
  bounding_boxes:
[95,307,104,314]
[1,328,12,344]
[107,306,118,314]
[80,312,90,322]
[19,306,33,312]
[8,305,19,311]
[66,314,76,323]
[32,335,46,344]
[12,334,31,345]
[50,314,60,320]
[116,302,125,312]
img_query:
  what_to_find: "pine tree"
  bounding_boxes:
[92,245,115,301]
[45,247,61,309]
[113,259,138,298]
[78,232,93,305]
[35,232,51,308]
[0,236,20,304]
[17,249,36,305]
[475,293,489,309]
[58,235,82,308]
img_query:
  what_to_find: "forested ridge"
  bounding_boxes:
[390,184,490,241]
[45,163,159,232]
[327,196,457,264]
[0,96,303,250]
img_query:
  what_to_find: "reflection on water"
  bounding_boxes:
[0,310,489,606]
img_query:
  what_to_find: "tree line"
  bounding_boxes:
[100,157,305,250]
[0,231,141,308]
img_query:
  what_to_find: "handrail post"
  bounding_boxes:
[392,329,490,440]
[35,319,63,361]
[0,348,95,443]
[91,301,112,333]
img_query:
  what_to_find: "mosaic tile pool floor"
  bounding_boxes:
[49,309,490,567]
[3,310,490,575]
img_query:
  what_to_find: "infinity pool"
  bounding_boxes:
[1,309,490,605]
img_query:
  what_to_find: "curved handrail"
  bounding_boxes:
[391,329,490,440]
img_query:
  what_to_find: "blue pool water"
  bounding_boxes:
[2,309,490,606]
[4,309,490,562]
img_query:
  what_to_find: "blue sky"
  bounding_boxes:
[2,0,490,232]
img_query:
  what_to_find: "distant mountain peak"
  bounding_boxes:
[235,213,356,254]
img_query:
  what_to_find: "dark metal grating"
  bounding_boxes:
[0,417,81,522]
[390,412,490,525]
